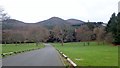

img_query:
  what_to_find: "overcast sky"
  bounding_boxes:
[0,0,119,23]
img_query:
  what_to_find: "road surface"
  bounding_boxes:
[2,44,64,66]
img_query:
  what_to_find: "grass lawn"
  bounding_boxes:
[0,44,2,57]
[2,43,44,54]
[52,42,118,66]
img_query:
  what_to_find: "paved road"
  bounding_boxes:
[2,44,64,66]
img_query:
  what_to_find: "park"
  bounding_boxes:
[1,11,120,68]
[0,1,120,68]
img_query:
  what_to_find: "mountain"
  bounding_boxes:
[66,19,85,25]
[2,19,27,29]
[36,17,70,29]
[2,19,43,30]
[2,17,86,30]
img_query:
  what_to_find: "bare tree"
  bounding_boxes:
[105,32,113,43]
[29,26,49,46]
[8,30,24,45]
[2,30,10,45]
[2,30,16,44]
[93,26,106,45]
[0,27,1,44]
[52,24,71,46]
[0,7,10,22]
[76,25,93,46]
[52,25,64,46]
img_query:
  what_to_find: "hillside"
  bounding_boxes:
[66,19,85,25]
[36,17,71,29]
[2,19,26,29]
[3,17,102,30]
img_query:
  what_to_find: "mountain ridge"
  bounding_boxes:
[2,17,87,29]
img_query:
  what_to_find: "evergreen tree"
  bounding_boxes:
[114,12,120,44]
[106,12,120,45]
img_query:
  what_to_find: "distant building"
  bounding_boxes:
[119,1,120,13]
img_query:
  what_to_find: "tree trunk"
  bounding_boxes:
[19,41,21,45]
[36,42,38,46]
[24,41,26,44]
[61,39,64,46]
[5,42,6,46]
[83,42,85,46]
[39,42,41,46]
[87,42,90,46]
[97,41,100,45]
[15,42,17,46]
[102,41,105,45]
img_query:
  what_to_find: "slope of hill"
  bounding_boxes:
[66,19,85,25]
[2,17,87,30]
[2,19,26,29]
[36,17,70,29]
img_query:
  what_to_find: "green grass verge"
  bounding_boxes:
[2,43,44,54]
[52,42,118,66]
[0,44,2,58]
